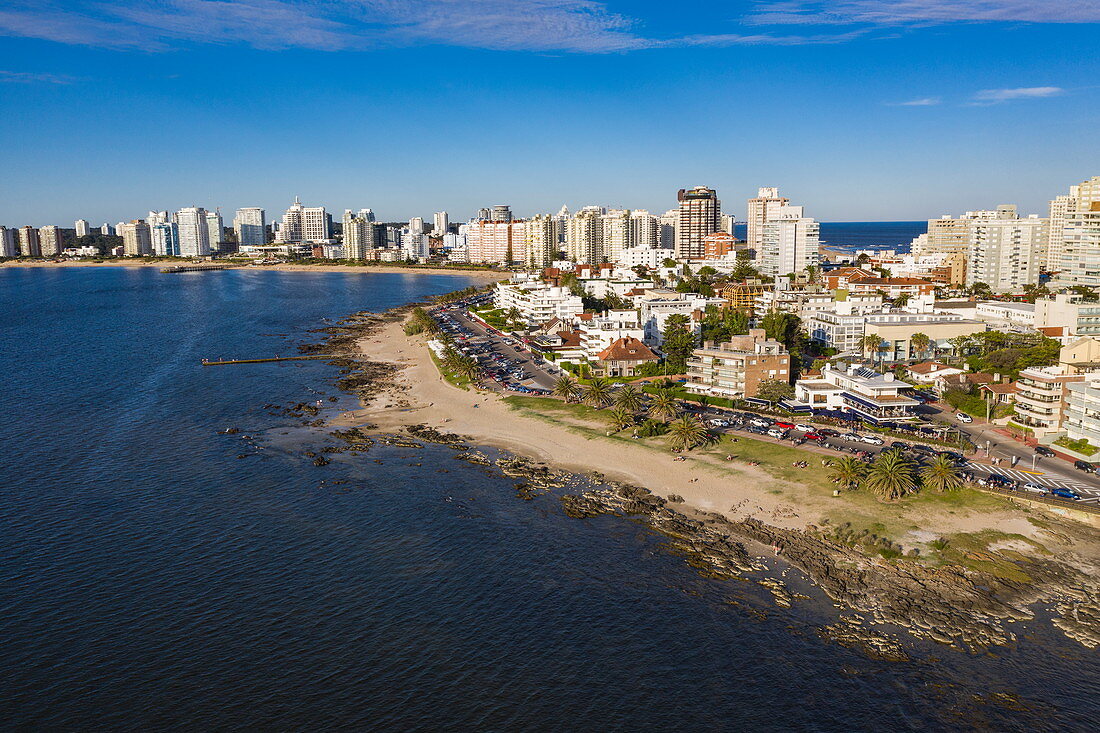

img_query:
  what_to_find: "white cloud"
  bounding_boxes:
[973,86,1064,102]
[748,1,1100,25]
[0,70,74,83]
[893,96,941,106]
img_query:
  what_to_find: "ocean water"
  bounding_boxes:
[735,221,926,252]
[2,266,1098,731]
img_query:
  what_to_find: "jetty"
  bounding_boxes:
[161,264,238,273]
[202,355,337,366]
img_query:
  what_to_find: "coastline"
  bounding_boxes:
[0,259,507,280]
[313,305,1100,653]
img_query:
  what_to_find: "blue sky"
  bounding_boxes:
[1,1,1098,226]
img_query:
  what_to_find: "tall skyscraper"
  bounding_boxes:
[1047,176,1100,287]
[151,222,179,256]
[629,210,658,249]
[279,198,330,243]
[18,226,41,257]
[465,220,526,264]
[0,226,17,257]
[100,223,115,236]
[206,210,224,253]
[675,186,720,259]
[120,220,152,256]
[601,209,632,264]
[39,225,64,256]
[409,217,425,235]
[759,205,820,277]
[176,207,211,257]
[523,215,556,269]
[966,205,1047,292]
[433,211,449,235]
[233,207,266,248]
[566,207,605,264]
[343,209,377,260]
[746,187,790,252]
[75,219,91,237]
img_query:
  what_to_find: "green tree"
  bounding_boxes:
[755,378,794,402]
[864,450,920,502]
[921,455,965,493]
[860,334,884,361]
[910,332,931,360]
[647,389,681,422]
[893,292,911,308]
[948,335,971,358]
[607,406,635,432]
[505,306,523,331]
[828,456,866,491]
[613,384,645,413]
[553,374,582,403]
[661,314,696,374]
[667,415,711,451]
[761,310,803,351]
[582,377,614,408]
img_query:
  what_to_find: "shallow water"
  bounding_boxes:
[1,267,1096,730]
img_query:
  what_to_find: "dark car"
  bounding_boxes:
[936,450,966,463]
[910,443,934,453]
[986,473,1014,488]
[1034,446,1056,457]
[1050,487,1082,500]
[818,428,840,437]
[1074,460,1096,473]
[890,441,911,450]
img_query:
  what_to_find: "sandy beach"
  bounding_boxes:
[0,259,506,280]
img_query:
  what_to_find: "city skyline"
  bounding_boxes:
[1,1,1099,223]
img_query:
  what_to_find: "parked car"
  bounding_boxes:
[817,428,839,437]
[1034,445,1056,457]
[1050,487,1082,500]
[1074,460,1096,473]
[1022,482,1047,495]
[860,435,885,446]
[803,432,824,442]
[774,422,796,430]
[750,418,772,429]
[910,443,933,453]
[767,428,788,439]
[795,423,815,433]
[841,432,861,441]
[956,412,974,424]
[986,474,1014,488]
[890,441,911,450]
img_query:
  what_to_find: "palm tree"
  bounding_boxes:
[860,334,883,362]
[582,377,613,408]
[506,306,523,331]
[667,415,711,451]
[864,450,920,502]
[828,456,866,491]
[553,374,582,403]
[607,406,635,433]
[648,389,681,422]
[910,332,931,360]
[614,384,645,413]
[456,356,482,384]
[921,455,965,493]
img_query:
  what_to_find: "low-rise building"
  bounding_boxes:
[636,290,726,345]
[1063,377,1100,447]
[793,363,921,423]
[594,337,658,378]
[1013,366,1085,434]
[494,282,584,327]
[685,330,790,399]
[974,301,1036,329]
[905,361,964,384]
[863,312,986,361]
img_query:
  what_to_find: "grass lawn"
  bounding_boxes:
[429,351,471,391]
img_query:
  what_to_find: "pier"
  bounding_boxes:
[161,264,238,273]
[202,355,337,366]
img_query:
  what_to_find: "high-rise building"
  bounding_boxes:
[433,211,449,235]
[120,220,152,256]
[601,209,632,264]
[523,215,556,269]
[466,220,526,264]
[409,217,425,236]
[205,210,224,253]
[477,207,491,221]
[75,219,91,237]
[658,209,677,249]
[720,214,737,236]
[233,207,266,248]
[100,223,115,236]
[39,225,64,256]
[759,205,820,277]
[0,226,17,257]
[746,187,789,252]
[1048,176,1100,288]
[566,207,605,264]
[147,211,171,225]
[343,209,378,260]
[176,207,211,257]
[18,226,41,257]
[151,222,179,256]
[401,230,430,260]
[491,205,512,223]
[629,210,658,249]
[279,198,330,243]
[965,205,1047,292]
[675,186,720,259]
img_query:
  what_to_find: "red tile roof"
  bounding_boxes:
[598,337,657,363]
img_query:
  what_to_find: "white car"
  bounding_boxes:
[1022,482,1046,494]
[956,412,974,424]
[795,423,815,433]
[860,434,885,446]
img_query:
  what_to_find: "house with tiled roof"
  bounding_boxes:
[594,337,658,378]
[905,361,964,383]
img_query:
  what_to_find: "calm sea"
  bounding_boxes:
[1,266,1097,730]
[735,221,926,252]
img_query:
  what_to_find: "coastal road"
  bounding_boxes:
[446,308,558,392]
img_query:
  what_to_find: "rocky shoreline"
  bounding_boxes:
[298,304,1100,655]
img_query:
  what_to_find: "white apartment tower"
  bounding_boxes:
[409,217,425,235]
[433,211,449,235]
[601,209,632,264]
[38,225,64,257]
[343,209,377,260]
[0,226,16,257]
[567,207,605,264]
[1048,176,1100,287]
[100,223,115,236]
[75,219,91,237]
[759,205,820,277]
[176,207,211,257]
[151,222,179,256]
[524,215,556,269]
[280,198,330,243]
[675,186,721,259]
[206,210,224,253]
[629,210,658,249]
[746,187,790,252]
[965,205,1047,292]
[19,226,41,257]
[233,207,266,248]
[120,220,152,256]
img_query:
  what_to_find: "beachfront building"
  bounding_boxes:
[176,207,211,257]
[793,363,921,423]
[1063,376,1100,448]
[38,225,64,257]
[965,206,1046,292]
[686,330,790,400]
[151,222,179,256]
[0,226,16,257]
[18,226,41,257]
[566,206,605,264]
[465,220,526,265]
[234,207,266,249]
[206,210,225,253]
[342,209,378,260]
[119,220,152,256]
[1013,366,1086,434]
[279,198,331,243]
[1046,176,1100,286]
[577,310,646,362]
[493,281,583,327]
[746,187,789,253]
[758,204,820,278]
